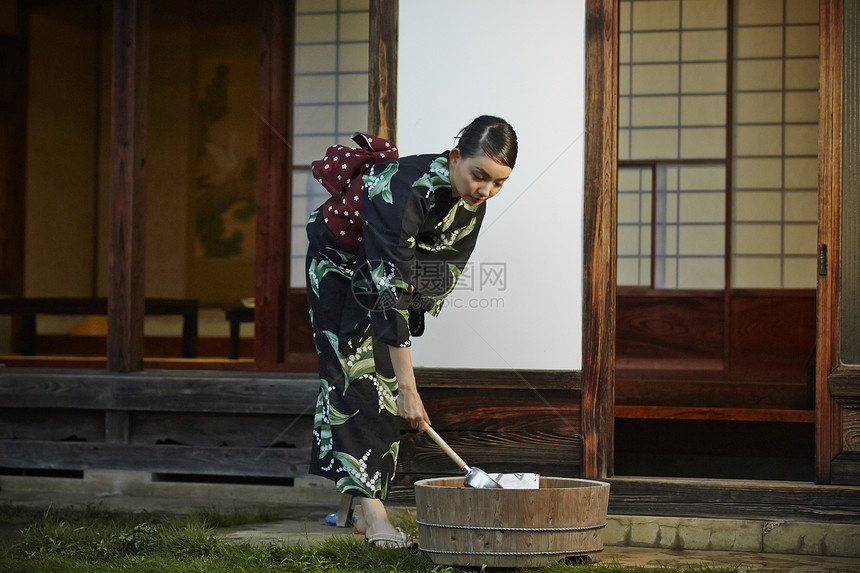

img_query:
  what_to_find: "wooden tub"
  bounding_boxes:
[414,476,610,568]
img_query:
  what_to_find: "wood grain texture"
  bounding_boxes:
[617,294,723,362]
[414,477,609,568]
[107,0,149,372]
[130,412,313,448]
[607,477,860,522]
[831,452,860,485]
[817,0,844,483]
[617,378,812,409]
[842,0,860,365]
[582,0,618,480]
[729,294,816,373]
[0,441,310,477]
[0,408,104,441]
[368,0,397,140]
[0,369,319,413]
[420,387,580,431]
[615,405,814,423]
[399,430,582,476]
[416,368,581,391]
[254,0,291,368]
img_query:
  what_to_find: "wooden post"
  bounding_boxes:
[255,0,291,369]
[369,0,397,140]
[815,0,844,484]
[582,0,618,479]
[107,0,149,372]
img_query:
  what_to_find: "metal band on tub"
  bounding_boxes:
[415,519,607,533]
[419,547,602,556]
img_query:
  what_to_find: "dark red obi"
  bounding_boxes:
[311,133,399,247]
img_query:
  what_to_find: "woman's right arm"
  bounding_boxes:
[384,343,430,432]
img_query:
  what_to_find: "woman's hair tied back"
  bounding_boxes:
[456,115,518,169]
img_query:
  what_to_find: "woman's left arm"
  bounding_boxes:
[383,343,430,432]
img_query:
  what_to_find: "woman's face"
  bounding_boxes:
[449,148,512,207]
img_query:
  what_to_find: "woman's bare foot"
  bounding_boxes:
[359,498,413,548]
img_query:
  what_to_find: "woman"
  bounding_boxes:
[306,115,518,547]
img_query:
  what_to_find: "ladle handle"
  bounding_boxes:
[424,425,469,472]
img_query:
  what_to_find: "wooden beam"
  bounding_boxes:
[816,0,844,484]
[0,441,311,477]
[369,0,397,140]
[607,477,860,522]
[582,0,618,479]
[615,405,815,424]
[0,369,320,413]
[107,0,149,372]
[254,0,291,368]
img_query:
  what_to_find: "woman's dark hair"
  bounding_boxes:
[456,115,518,169]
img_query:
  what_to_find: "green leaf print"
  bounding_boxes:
[308,209,319,223]
[333,450,385,498]
[324,246,354,263]
[308,258,352,299]
[365,162,399,204]
[323,330,376,394]
[384,440,400,463]
[411,157,451,197]
[419,213,478,253]
[377,372,399,416]
[314,379,333,459]
[439,198,479,232]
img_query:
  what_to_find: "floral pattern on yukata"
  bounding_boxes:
[306,151,485,498]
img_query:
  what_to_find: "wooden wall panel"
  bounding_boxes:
[0,369,583,492]
[391,387,583,502]
[419,388,581,435]
[0,408,104,442]
[616,293,723,366]
[830,369,860,485]
[729,293,816,375]
[131,412,312,448]
[0,370,319,478]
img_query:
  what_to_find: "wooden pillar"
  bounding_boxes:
[107,0,149,372]
[582,0,618,479]
[255,0,292,369]
[369,0,397,140]
[816,0,844,484]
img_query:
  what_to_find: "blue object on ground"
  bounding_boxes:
[325,510,354,526]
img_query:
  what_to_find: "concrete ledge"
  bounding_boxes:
[606,514,860,558]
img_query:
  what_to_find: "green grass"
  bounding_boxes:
[0,504,750,573]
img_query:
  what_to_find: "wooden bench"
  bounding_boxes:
[224,306,254,359]
[0,297,198,358]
